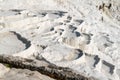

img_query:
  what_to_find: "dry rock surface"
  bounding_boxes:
[0,0,120,80]
[1,68,55,80]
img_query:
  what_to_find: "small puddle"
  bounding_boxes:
[0,31,31,55]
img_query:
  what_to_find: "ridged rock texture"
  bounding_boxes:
[0,0,120,80]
